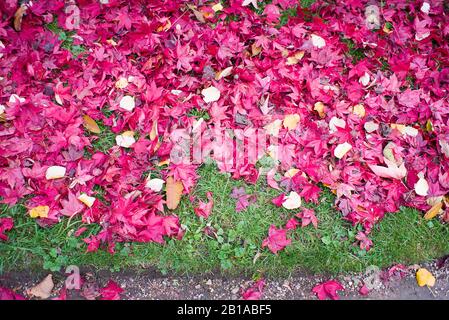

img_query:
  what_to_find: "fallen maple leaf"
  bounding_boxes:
[194,191,214,218]
[100,280,124,300]
[242,279,265,300]
[312,280,344,300]
[166,176,184,210]
[262,225,291,254]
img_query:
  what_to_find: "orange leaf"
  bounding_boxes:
[14,5,27,32]
[166,176,183,210]
[424,201,443,220]
[83,115,101,134]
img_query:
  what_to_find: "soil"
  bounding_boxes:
[2,260,449,300]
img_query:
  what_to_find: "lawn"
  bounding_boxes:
[2,163,449,277]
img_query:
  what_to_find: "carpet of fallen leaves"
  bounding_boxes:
[1,0,449,299]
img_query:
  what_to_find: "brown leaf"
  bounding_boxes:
[14,5,27,32]
[166,176,183,210]
[424,201,443,220]
[83,115,101,134]
[27,274,54,299]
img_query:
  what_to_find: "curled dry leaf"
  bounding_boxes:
[14,5,27,32]
[83,115,101,134]
[424,201,443,220]
[27,274,54,299]
[215,66,233,80]
[166,176,183,210]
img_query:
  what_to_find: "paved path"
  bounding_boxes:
[1,261,449,299]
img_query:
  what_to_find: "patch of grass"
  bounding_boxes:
[46,20,85,57]
[89,122,116,153]
[341,38,366,63]
[1,164,449,277]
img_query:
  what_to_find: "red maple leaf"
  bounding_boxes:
[262,225,291,254]
[312,280,344,300]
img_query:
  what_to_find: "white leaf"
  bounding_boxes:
[404,126,418,137]
[329,117,346,133]
[334,142,352,159]
[45,166,66,180]
[0,104,5,115]
[145,178,165,192]
[242,0,258,8]
[116,131,136,148]
[264,119,282,137]
[0,40,4,58]
[364,121,379,133]
[421,2,430,14]
[311,34,326,48]
[439,139,449,158]
[359,72,370,86]
[119,95,135,111]
[9,94,25,104]
[414,172,429,196]
[282,191,302,210]
[201,86,221,103]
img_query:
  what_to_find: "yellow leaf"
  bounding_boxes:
[313,102,325,118]
[29,205,49,219]
[158,159,170,166]
[352,104,366,117]
[115,77,129,89]
[78,194,96,208]
[166,176,184,210]
[83,115,101,134]
[150,121,158,141]
[157,19,172,32]
[251,43,262,56]
[283,114,300,130]
[424,201,443,220]
[285,168,300,178]
[286,51,305,66]
[14,5,27,32]
[416,268,436,287]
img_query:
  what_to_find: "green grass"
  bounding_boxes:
[1,164,449,277]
